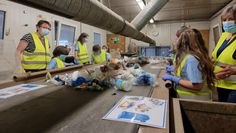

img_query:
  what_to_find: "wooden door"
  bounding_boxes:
[199,30,209,52]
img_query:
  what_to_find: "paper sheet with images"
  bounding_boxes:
[0,84,46,99]
[103,95,167,128]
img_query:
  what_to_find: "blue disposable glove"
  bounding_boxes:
[162,74,180,85]
[165,65,174,73]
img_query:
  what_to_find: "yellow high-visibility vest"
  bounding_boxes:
[92,49,106,64]
[22,32,51,70]
[176,54,212,101]
[77,41,90,64]
[212,32,236,90]
[54,57,65,69]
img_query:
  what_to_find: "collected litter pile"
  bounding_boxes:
[47,57,158,92]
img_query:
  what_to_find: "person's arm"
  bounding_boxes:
[15,40,28,73]
[47,58,57,70]
[179,80,203,90]
[215,66,236,79]
[162,56,204,90]
[182,56,204,90]
[91,54,95,64]
[74,43,79,58]
[106,53,111,62]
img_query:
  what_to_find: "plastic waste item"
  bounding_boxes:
[47,75,65,85]
[71,77,87,87]
[132,72,156,87]
[115,79,132,92]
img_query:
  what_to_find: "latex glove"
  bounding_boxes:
[162,74,180,85]
[165,65,174,73]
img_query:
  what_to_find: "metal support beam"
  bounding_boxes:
[9,0,156,44]
[131,0,169,31]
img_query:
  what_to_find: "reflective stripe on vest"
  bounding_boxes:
[22,32,50,70]
[54,57,65,69]
[176,54,212,101]
[77,41,90,63]
[92,49,106,64]
[212,32,236,90]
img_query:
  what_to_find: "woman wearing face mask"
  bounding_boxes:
[74,33,91,64]
[91,44,110,64]
[212,5,236,103]
[15,20,51,73]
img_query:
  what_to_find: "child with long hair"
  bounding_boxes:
[162,29,215,101]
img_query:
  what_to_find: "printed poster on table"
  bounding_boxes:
[0,84,46,99]
[103,95,167,128]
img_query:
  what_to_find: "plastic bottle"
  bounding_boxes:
[115,79,132,92]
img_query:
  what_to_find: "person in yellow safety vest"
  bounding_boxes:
[162,29,215,101]
[15,20,51,73]
[91,44,111,64]
[102,45,111,60]
[74,33,90,64]
[47,46,70,70]
[212,5,236,103]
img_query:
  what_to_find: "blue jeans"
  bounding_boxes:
[217,87,236,103]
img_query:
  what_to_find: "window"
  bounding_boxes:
[139,46,170,57]
[94,32,101,45]
[59,24,75,46]
[0,10,5,39]
[54,20,59,44]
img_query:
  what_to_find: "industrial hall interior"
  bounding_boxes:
[0,0,236,133]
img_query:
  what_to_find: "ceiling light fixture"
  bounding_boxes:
[149,19,154,23]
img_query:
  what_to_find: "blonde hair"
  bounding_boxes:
[221,5,236,22]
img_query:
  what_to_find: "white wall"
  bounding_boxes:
[125,21,211,52]
[0,0,107,72]
[142,21,210,46]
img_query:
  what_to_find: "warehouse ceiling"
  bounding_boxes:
[108,0,233,22]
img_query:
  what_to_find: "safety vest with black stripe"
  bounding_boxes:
[176,54,212,101]
[77,41,90,64]
[212,32,236,90]
[22,32,51,70]
[54,57,65,69]
[92,49,106,64]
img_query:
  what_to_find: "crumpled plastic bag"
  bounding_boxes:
[132,71,157,87]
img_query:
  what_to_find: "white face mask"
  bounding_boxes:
[82,38,88,43]
[40,28,50,36]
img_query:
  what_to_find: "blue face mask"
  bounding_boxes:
[223,21,236,33]
[40,28,50,36]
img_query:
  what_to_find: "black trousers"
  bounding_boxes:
[217,87,236,103]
